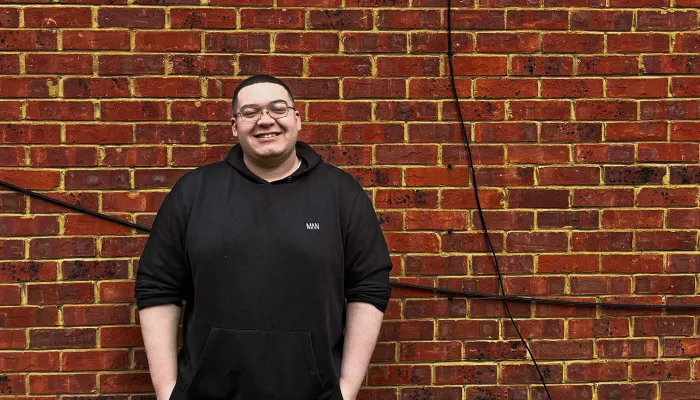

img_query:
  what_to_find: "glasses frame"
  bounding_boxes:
[235,101,296,123]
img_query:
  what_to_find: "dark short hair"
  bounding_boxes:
[232,75,295,114]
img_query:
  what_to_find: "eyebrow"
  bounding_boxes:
[239,99,288,109]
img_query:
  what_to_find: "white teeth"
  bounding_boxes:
[257,133,279,138]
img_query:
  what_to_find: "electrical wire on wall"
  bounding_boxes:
[1,1,699,397]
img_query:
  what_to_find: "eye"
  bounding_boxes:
[240,107,259,117]
[270,105,287,113]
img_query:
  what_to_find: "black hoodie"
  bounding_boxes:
[134,141,393,400]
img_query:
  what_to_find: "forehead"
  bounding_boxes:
[237,82,292,107]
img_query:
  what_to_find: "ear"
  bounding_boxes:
[231,118,238,139]
[295,110,302,131]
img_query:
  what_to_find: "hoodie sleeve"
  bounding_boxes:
[344,188,393,313]
[134,179,191,310]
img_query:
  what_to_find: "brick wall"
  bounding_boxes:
[0,1,698,398]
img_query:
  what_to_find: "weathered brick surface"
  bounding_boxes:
[0,2,698,398]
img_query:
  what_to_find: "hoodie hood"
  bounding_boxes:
[224,140,323,184]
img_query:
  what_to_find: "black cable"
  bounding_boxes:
[445,2,553,398]
[0,181,696,312]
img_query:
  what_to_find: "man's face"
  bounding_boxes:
[231,82,301,163]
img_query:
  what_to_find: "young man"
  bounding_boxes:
[135,75,393,400]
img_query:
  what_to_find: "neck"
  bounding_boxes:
[243,150,299,182]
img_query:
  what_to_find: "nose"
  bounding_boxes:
[256,109,275,125]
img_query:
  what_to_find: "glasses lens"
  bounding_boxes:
[269,102,289,118]
[240,106,260,121]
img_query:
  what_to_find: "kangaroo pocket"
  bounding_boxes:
[185,328,325,400]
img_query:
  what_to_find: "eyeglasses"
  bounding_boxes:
[235,100,296,123]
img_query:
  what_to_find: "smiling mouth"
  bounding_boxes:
[254,132,282,139]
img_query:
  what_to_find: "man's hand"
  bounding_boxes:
[339,377,356,400]
[156,382,177,400]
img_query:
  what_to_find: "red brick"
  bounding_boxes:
[170,8,237,29]
[509,145,569,164]
[567,362,627,382]
[602,254,663,274]
[543,33,603,53]
[98,55,164,75]
[606,122,667,141]
[579,56,638,75]
[405,167,470,187]
[404,298,466,318]
[603,166,665,185]
[572,232,633,251]
[66,124,132,144]
[475,78,537,98]
[30,146,97,167]
[638,143,698,162]
[668,209,700,228]
[538,254,599,273]
[24,7,92,27]
[504,276,565,295]
[64,77,130,98]
[634,317,694,336]
[171,101,230,121]
[342,33,407,53]
[608,33,669,53]
[135,31,200,52]
[602,210,664,228]
[636,231,697,251]
[384,232,439,253]
[576,100,637,121]
[643,55,699,74]
[464,341,527,361]
[502,364,563,384]
[275,32,337,53]
[437,320,498,339]
[98,7,164,28]
[506,232,568,252]
[472,210,533,230]
[450,56,507,75]
[574,144,634,163]
[26,101,94,121]
[598,339,658,358]
[376,101,438,121]
[569,318,629,338]
[240,9,303,29]
[377,57,440,77]
[510,101,571,120]
[476,33,539,53]
[674,33,700,52]
[376,145,437,165]
[0,54,20,74]
[406,210,468,230]
[507,10,567,30]
[540,208,599,228]
[570,276,631,295]
[443,100,506,121]
[368,365,431,386]
[475,123,536,142]
[607,78,669,98]
[451,10,504,29]
[638,11,696,31]
[663,338,700,357]
[62,349,127,371]
[661,382,700,400]
[541,78,603,98]
[0,7,19,27]
[378,10,441,29]
[538,166,600,185]
[666,254,696,273]
[409,78,471,99]
[399,342,461,362]
[441,232,504,252]
[570,10,633,31]
[134,77,200,98]
[441,188,504,209]
[472,255,534,275]
[511,56,573,76]
[343,78,405,99]
[531,340,593,360]
[25,54,93,74]
[310,102,371,122]
[672,77,700,97]
[101,101,167,121]
[411,32,473,54]
[0,30,56,51]
[670,166,700,185]
[205,33,269,53]
[435,365,497,384]
[508,189,569,208]
[308,9,372,30]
